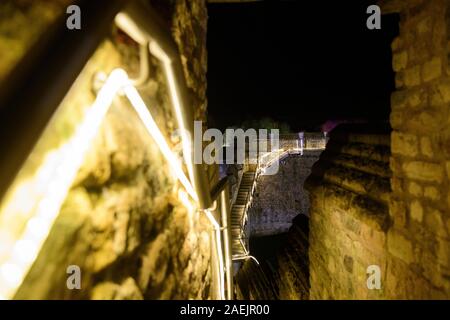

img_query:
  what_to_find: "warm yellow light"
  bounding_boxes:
[205,209,225,300]
[0,68,197,299]
[0,69,123,299]
[122,79,197,200]
[150,41,196,191]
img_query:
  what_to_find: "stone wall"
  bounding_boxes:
[383,0,450,298]
[305,125,392,299]
[248,152,321,237]
[288,0,450,300]
[235,151,321,300]
[0,0,213,299]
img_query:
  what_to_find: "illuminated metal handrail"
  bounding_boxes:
[0,0,232,301]
[210,176,233,300]
[115,0,230,300]
[115,1,212,209]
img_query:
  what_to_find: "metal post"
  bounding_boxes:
[220,187,233,300]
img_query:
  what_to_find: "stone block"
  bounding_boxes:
[420,136,433,158]
[422,57,442,82]
[421,250,445,289]
[430,78,450,105]
[390,199,407,227]
[390,110,404,129]
[437,237,450,267]
[407,109,443,134]
[404,65,421,87]
[424,186,440,201]
[410,200,423,222]
[407,89,426,109]
[393,51,408,71]
[391,90,408,109]
[391,36,403,51]
[395,71,405,89]
[391,177,403,194]
[390,156,403,175]
[402,161,444,183]
[387,230,414,264]
[425,209,447,238]
[391,132,418,157]
[408,181,423,197]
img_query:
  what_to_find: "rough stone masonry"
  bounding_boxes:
[0,0,213,299]
[302,0,450,299]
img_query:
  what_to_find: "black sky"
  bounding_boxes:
[206,0,399,131]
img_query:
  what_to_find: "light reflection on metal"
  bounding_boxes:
[220,188,233,300]
[114,2,212,210]
[115,1,225,299]
[205,208,225,300]
[0,1,231,301]
[232,255,260,265]
[121,74,198,200]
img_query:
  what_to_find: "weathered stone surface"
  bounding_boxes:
[424,186,441,201]
[420,136,434,158]
[422,56,442,82]
[306,125,391,299]
[248,151,321,237]
[390,198,407,227]
[408,181,423,196]
[402,161,444,183]
[393,51,408,71]
[387,230,414,264]
[410,200,424,222]
[91,278,144,300]
[12,0,213,300]
[386,0,450,299]
[392,132,418,157]
[404,66,421,87]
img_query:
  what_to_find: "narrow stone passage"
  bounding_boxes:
[1,0,450,302]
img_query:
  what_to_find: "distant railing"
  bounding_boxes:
[234,132,327,261]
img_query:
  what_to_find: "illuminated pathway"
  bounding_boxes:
[230,136,327,264]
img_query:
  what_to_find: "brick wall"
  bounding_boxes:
[301,0,450,299]
[386,0,450,298]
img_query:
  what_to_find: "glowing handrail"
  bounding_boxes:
[0,69,196,300]
[0,1,232,301]
[115,2,228,300]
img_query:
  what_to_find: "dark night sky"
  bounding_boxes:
[206,0,399,131]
